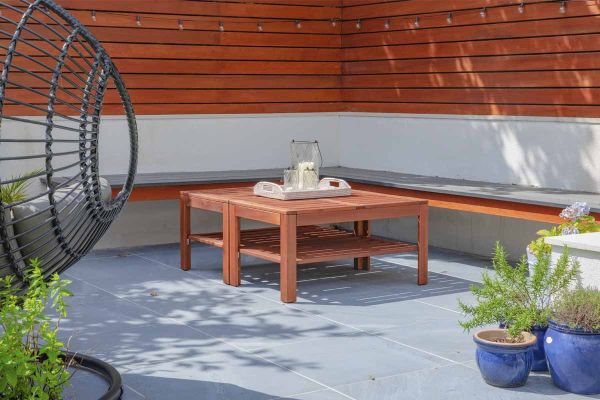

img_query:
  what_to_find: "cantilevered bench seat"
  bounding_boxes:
[98,167,600,224]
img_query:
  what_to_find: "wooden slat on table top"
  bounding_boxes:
[187,187,426,214]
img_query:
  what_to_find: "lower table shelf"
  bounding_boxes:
[190,225,417,265]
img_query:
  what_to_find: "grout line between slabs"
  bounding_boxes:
[68,258,358,400]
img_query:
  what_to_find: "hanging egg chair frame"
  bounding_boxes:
[0,0,138,287]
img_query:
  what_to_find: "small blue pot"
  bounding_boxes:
[545,321,600,395]
[474,329,536,388]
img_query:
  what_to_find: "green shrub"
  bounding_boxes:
[459,243,579,340]
[0,259,73,400]
[553,287,600,332]
[0,169,42,204]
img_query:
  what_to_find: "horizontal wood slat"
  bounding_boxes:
[342,0,600,117]
[0,0,343,115]
[2,1,598,117]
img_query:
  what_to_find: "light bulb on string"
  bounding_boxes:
[136,16,142,27]
[295,20,302,29]
[355,19,361,30]
[91,10,96,22]
[414,16,420,29]
[518,2,525,14]
[257,21,263,32]
[560,1,567,13]
[384,19,390,30]
[178,19,184,31]
[219,21,225,31]
[480,7,487,18]
[330,19,337,27]
[446,12,453,24]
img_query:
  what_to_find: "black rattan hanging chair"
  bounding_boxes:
[0,0,138,290]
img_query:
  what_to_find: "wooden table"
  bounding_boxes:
[180,187,428,303]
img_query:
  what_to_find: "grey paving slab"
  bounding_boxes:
[277,389,353,400]
[120,277,362,352]
[250,334,450,388]
[377,252,490,283]
[68,253,219,298]
[115,343,325,399]
[331,363,578,400]
[371,301,474,363]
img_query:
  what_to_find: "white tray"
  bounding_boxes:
[253,178,352,200]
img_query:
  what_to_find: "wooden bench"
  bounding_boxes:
[100,167,600,224]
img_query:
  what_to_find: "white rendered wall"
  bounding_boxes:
[98,113,341,176]
[338,113,600,192]
[3,112,597,259]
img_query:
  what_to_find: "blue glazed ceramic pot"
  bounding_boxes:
[474,329,536,388]
[530,325,548,372]
[545,321,600,395]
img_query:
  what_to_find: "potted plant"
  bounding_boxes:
[544,287,600,395]
[528,202,600,266]
[459,243,578,386]
[0,259,122,399]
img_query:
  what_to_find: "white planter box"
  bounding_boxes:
[546,232,600,289]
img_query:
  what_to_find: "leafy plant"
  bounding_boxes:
[0,169,43,204]
[529,202,600,258]
[459,243,579,340]
[0,259,74,400]
[553,287,600,332]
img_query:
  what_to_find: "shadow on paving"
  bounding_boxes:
[238,258,475,306]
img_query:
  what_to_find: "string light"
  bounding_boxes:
[72,0,579,34]
[560,0,567,13]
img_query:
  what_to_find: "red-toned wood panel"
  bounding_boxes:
[341,0,600,118]
[0,0,343,116]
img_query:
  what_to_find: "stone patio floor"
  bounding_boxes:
[58,243,598,400]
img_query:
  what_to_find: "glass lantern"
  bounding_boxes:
[290,140,322,190]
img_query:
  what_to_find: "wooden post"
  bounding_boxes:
[228,206,241,287]
[180,192,191,271]
[418,204,429,285]
[353,220,371,271]
[280,214,297,303]
[222,203,231,285]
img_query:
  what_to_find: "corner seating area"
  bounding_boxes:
[103,166,600,224]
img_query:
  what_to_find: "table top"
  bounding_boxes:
[186,187,426,215]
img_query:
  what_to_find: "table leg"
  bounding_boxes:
[280,214,297,303]
[180,192,191,271]
[229,206,241,287]
[418,205,429,285]
[353,220,371,271]
[222,203,231,285]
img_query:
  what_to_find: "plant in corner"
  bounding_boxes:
[0,259,74,400]
[459,243,578,387]
[528,202,600,263]
[544,287,600,395]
